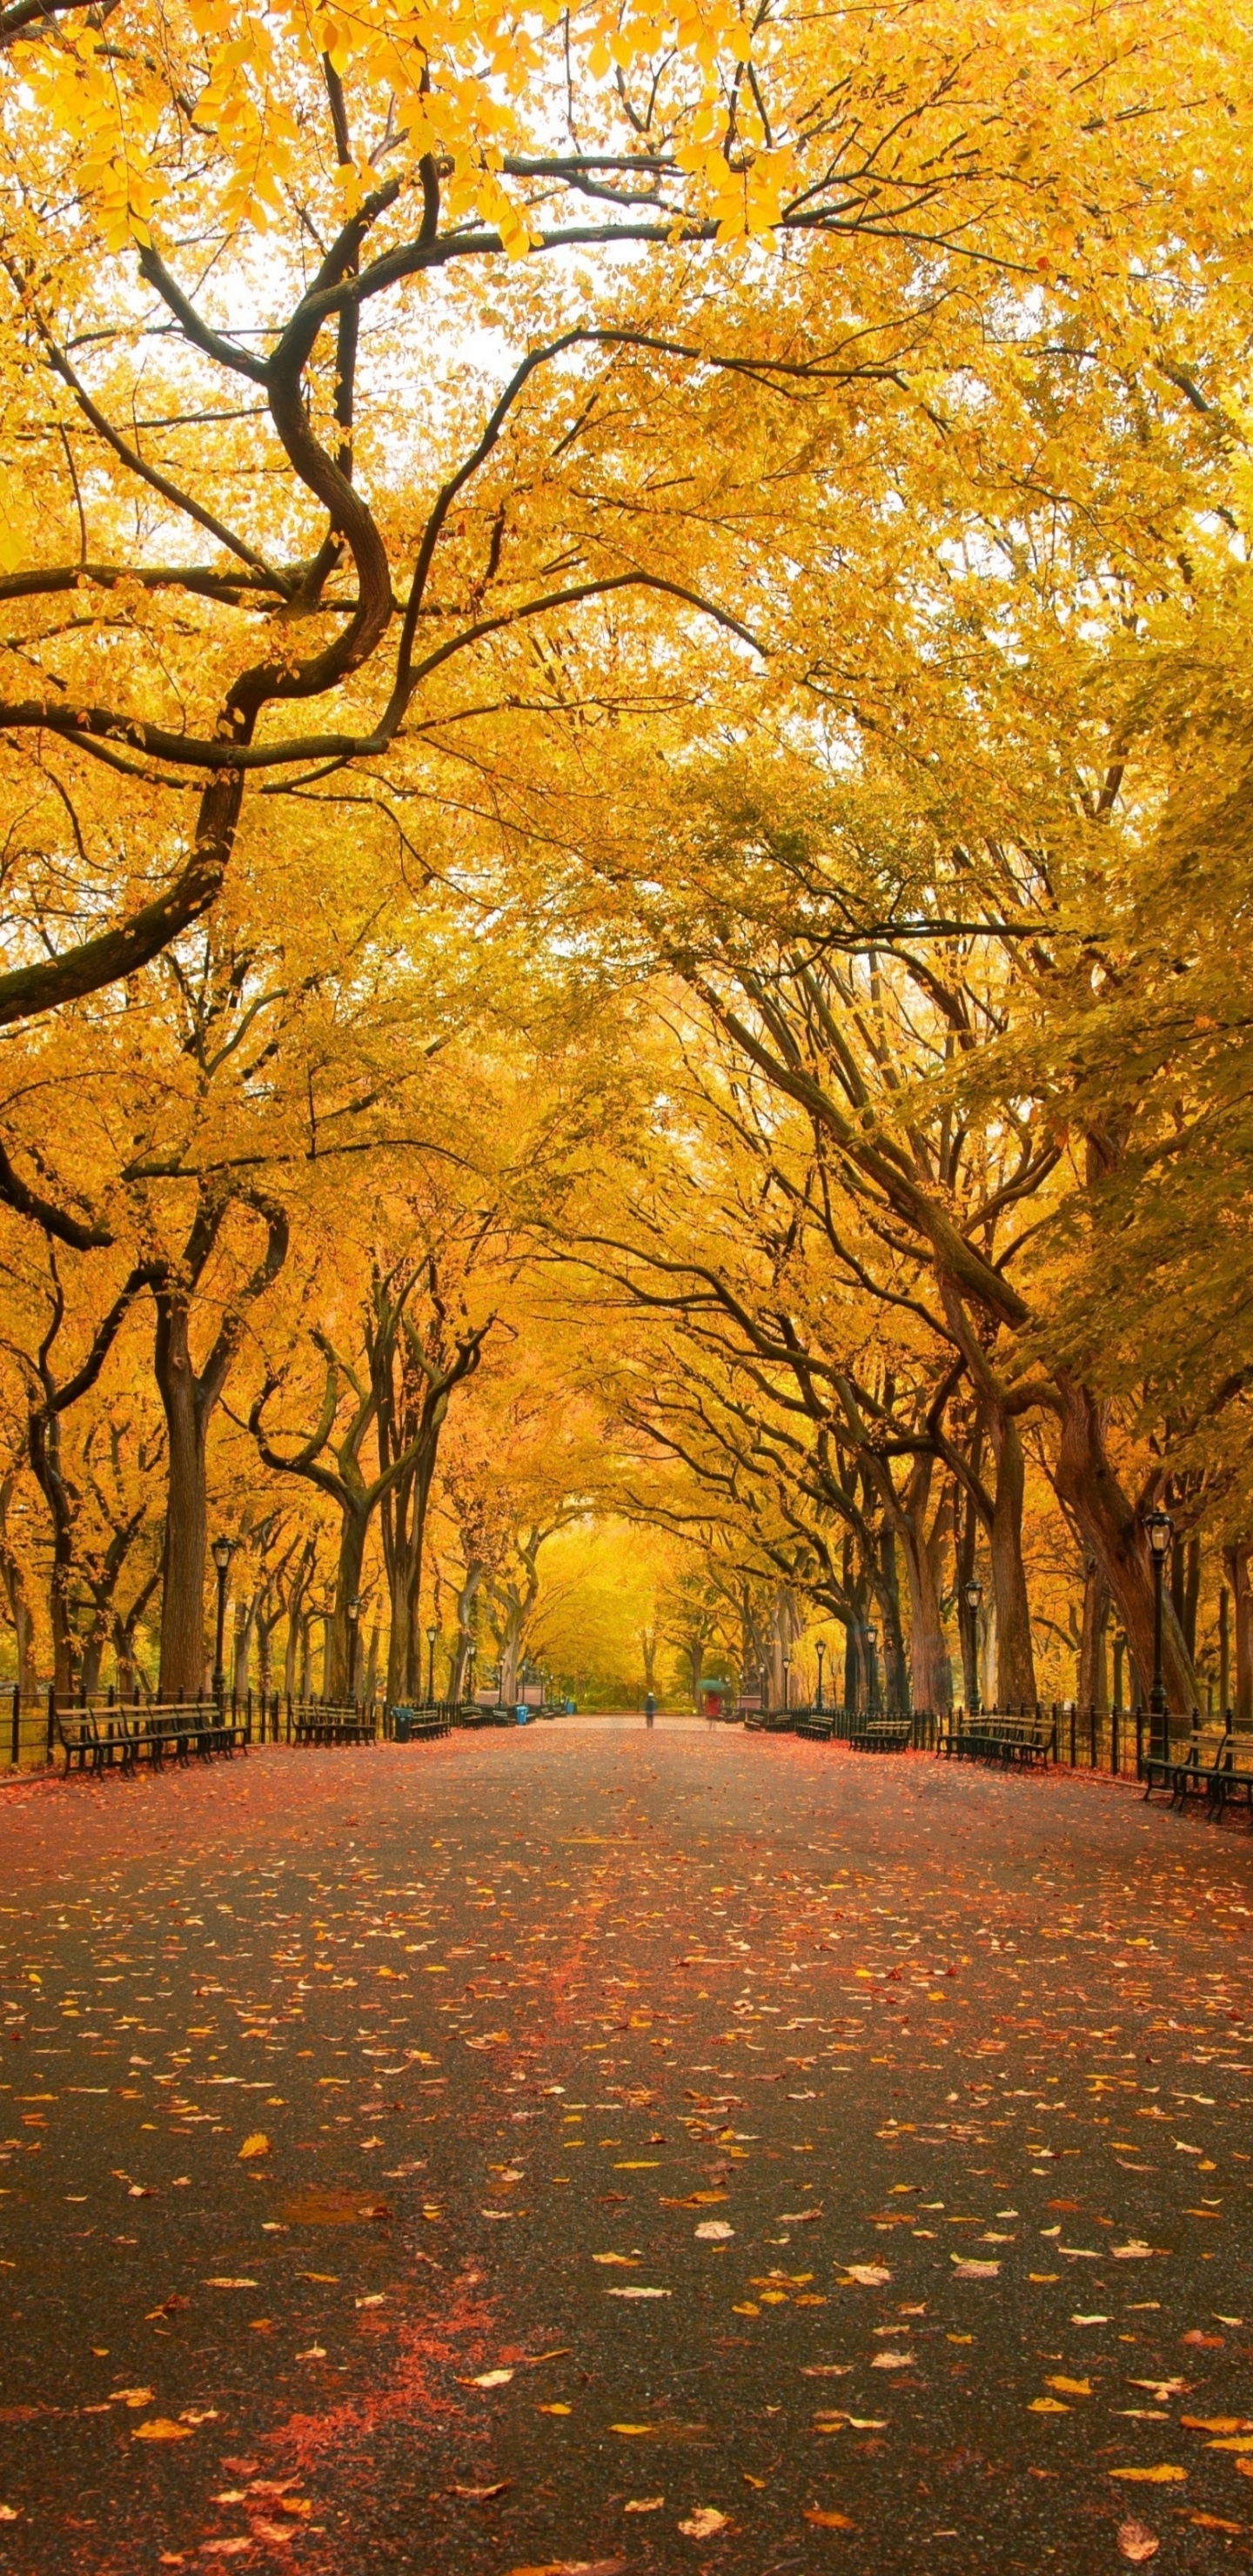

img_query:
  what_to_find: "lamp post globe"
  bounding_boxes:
[814,1636,826,1715]
[962,1576,983,1718]
[1143,1506,1173,1768]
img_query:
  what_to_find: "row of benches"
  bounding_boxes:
[783,1701,1253,1820]
[50,1694,498,1774]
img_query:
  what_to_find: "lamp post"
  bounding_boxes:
[782,1653,791,1712]
[425,1622,438,1709]
[345,1593,361,1706]
[1144,1506,1173,1768]
[814,1637,826,1714]
[760,1660,769,1718]
[211,1535,232,1707]
[963,1576,983,1717]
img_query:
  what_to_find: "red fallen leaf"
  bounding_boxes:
[448,2482,510,2500]
[248,2524,295,2548]
[1181,2331,1223,2349]
[220,2461,260,2478]
[1047,2200,1081,2213]
[803,2507,856,2529]
[1117,2520,1160,2565]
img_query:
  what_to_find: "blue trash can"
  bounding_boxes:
[392,1706,414,1743]
[515,1703,528,1726]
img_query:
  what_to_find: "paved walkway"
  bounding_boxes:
[2,1730,1251,2575]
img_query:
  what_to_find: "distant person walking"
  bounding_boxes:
[644,1692,656,1729]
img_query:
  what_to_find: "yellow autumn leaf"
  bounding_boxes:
[133,2419,194,2442]
[238,2133,270,2160]
[1109,2469,1188,2485]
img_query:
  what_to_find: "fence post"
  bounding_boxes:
[1136,1704,1144,1776]
[1111,1703,1119,1775]
[45,1683,56,1764]
[9,1682,18,1769]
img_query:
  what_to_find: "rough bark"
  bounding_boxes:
[1053,1374,1195,1714]
[1223,1543,1253,1727]
[1078,1560,1111,1711]
[153,1191,288,1699]
[988,1403,1037,1706]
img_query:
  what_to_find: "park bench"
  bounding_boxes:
[794,1711,834,1741]
[744,1708,796,1734]
[946,1710,1055,1768]
[53,1698,246,1776]
[849,1715,914,1753]
[389,1705,450,1742]
[1143,1716,1253,1821]
[292,1702,378,1747]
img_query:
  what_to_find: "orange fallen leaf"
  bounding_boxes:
[249,2523,295,2547]
[1116,2521,1159,2565]
[133,2418,194,2442]
[1189,2514,1243,2532]
[678,2507,727,2538]
[1045,2377,1092,2397]
[238,2133,269,2161]
[1109,2469,1186,2485]
[623,2498,666,2513]
[803,2508,855,2529]
[448,2482,510,2500]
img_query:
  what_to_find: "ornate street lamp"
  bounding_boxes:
[1143,1506,1173,1768]
[425,1622,438,1708]
[211,1535,233,1707]
[814,1637,826,1714]
[782,1653,791,1712]
[866,1620,880,1713]
[346,1593,361,1706]
[963,1576,983,1718]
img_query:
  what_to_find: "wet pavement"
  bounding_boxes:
[1,1721,1251,2575]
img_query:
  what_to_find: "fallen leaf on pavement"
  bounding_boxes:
[841,2265,889,2287]
[133,2419,194,2442]
[951,2257,1000,2277]
[777,2210,822,2224]
[238,2135,269,2161]
[1046,2377,1091,2398]
[870,2352,914,2371]
[204,2279,258,2291]
[449,2482,510,2500]
[803,2509,855,2529]
[606,2286,670,2299]
[694,2222,734,2241]
[1116,2521,1160,2564]
[466,2369,513,2388]
[1109,2469,1186,2485]
[623,2498,665,2513]
[249,2524,295,2547]
[199,2545,252,2560]
[678,2508,727,2538]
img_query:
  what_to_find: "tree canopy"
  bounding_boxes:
[2,1,1253,1721]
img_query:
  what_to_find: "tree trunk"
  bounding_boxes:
[877,1524,908,1711]
[988,1405,1037,1705]
[155,1300,209,1701]
[898,1464,951,1713]
[1078,1560,1110,1710]
[1053,1375,1195,1713]
[325,1503,370,1701]
[1223,1544,1253,1726]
